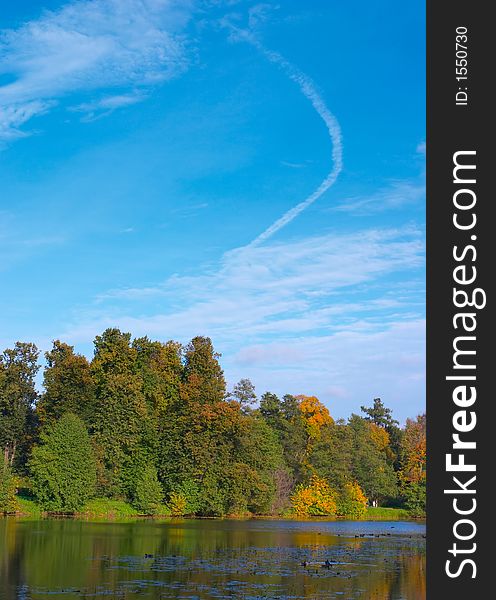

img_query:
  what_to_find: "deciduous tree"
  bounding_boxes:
[0,342,39,469]
[29,413,96,512]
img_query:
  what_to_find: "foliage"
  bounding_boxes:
[90,328,151,497]
[291,475,337,516]
[167,492,188,516]
[401,414,426,483]
[0,464,18,513]
[361,398,399,429]
[348,414,398,504]
[133,337,182,417]
[29,413,96,512]
[336,481,367,519]
[402,480,426,517]
[132,464,164,515]
[37,341,95,426]
[182,336,226,405]
[1,327,425,519]
[297,395,334,439]
[229,378,257,411]
[0,342,39,470]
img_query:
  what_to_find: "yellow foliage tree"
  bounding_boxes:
[336,481,368,519]
[368,422,390,452]
[290,475,337,516]
[297,395,334,440]
[402,415,426,483]
[167,492,187,516]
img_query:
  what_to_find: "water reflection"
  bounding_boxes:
[0,519,425,599]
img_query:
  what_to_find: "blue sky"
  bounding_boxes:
[0,0,425,422]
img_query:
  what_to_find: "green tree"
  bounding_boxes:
[133,337,182,417]
[259,392,283,427]
[361,397,399,429]
[361,397,403,469]
[402,479,426,517]
[131,464,164,515]
[0,463,18,513]
[90,328,150,497]
[309,419,353,489]
[37,341,95,426]
[29,413,96,512]
[229,415,284,514]
[159,396,240,516]
[182,336,226,405]
[229,378,257,412]
[0,342,39,470]
[348,414,398,505]
[259,392,309,484]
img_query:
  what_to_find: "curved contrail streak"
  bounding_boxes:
[233,30,343,248]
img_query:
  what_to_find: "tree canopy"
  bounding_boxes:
[1,330,425,517]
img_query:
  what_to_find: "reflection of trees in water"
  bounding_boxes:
[0,519,426,599]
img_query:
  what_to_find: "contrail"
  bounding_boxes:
[231,28,343,248]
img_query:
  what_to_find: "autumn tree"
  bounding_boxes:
[181,336,226,404]
[401,413,426,483]
[297,394,334,445]
[0,342,39,470]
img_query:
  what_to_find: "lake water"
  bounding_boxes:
[0,518,425,600]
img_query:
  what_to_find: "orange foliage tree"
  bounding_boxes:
[401,414,426,483]
[296,395,334,440]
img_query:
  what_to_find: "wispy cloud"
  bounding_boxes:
[0,0,193,142]
[335,179,425,215]
[62,226,424,419]
[69,225,424,341]
[70,91,147,121]
[228,318,425,420]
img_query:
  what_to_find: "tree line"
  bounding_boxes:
[0,329,426,517]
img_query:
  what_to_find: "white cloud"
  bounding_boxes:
[335,179,425,215]
[0,0,193,141]
[70,91,147,121]
[60,226,424,420]
[228,318,425,422]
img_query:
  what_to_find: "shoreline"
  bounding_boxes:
[5,503,423,523]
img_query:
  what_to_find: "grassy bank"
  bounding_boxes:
[9,495,422,520]
[365,506,416,520]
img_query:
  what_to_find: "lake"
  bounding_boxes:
[0,518,425,600]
